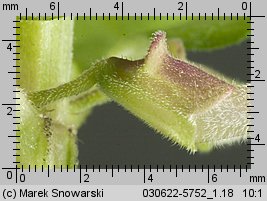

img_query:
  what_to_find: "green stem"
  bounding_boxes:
[70,87,110,114]
[17,18,74,91]
[28,64,99,107]
[18,18,79,167]
[28,57,142,108]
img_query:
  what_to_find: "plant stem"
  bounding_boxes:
[17,18,79,167]
[28,63,99,107]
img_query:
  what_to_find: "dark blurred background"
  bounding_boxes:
[78,39,250,169]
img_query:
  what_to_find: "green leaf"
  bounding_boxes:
[73,17,249,71]
[166,17,250,50]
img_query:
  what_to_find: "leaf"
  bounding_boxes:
[73,17,249,71]
[166,17,250,50]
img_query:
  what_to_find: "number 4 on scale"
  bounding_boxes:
[255,134,260,142]
[7,43,12,51]
[147,174,153,182]
[114,2,120,10]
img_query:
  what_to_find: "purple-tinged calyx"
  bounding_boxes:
[97,31,249,152]
[144,31,234,114]
[28,30,249,152]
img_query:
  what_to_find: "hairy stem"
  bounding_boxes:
[17,18,78,167]
[28,64,99,107]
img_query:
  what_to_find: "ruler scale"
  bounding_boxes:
[0,0,266,200]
